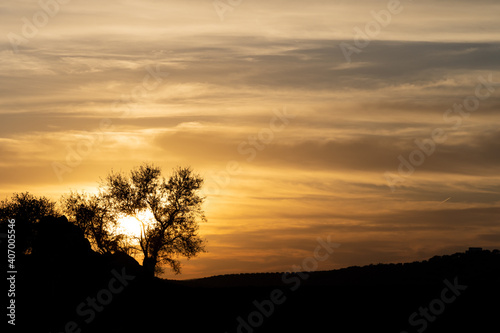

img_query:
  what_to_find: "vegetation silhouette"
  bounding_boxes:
[61,191,130,255]
[2,174,500,332]
[101,164,206,277]
[0,192,57,255]
[2,163,206,278]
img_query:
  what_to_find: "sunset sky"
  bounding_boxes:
[1,0,500,279]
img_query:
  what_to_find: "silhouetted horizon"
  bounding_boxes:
[5,214,499,332]
[3,1,500,331]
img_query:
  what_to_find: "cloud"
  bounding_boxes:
[153,123,500,176]
[2,0,500,279]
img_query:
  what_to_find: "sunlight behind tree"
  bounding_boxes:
[116,210,155,239]
[102,163,207,277]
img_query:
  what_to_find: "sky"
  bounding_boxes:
[1,0,500,279]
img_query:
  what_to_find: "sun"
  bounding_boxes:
[116,215,142,238]
[116,210,155,239]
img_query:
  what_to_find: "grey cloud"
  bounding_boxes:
[265,129,500,176]
[153,122,500,179]
[3,39,500,104]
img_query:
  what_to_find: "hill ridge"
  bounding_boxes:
[173,248,500,288]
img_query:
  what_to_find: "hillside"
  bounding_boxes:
[11,216,500,333]
[175,248,500,288]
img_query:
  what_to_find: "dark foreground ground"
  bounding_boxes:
[6,217,500,332]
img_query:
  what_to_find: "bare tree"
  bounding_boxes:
[102,164,206,277]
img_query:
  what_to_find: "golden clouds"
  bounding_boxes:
[1,0,500,279]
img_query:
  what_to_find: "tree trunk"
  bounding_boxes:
[143,256,156,278]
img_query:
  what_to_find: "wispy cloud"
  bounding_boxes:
[1,0,499,279]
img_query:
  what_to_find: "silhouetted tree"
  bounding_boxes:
[61,191,130,254]
[101,164,206,277]
[0,192,58,254]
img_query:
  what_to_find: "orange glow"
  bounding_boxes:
[116,210,155,240]
[2,0,500,281]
